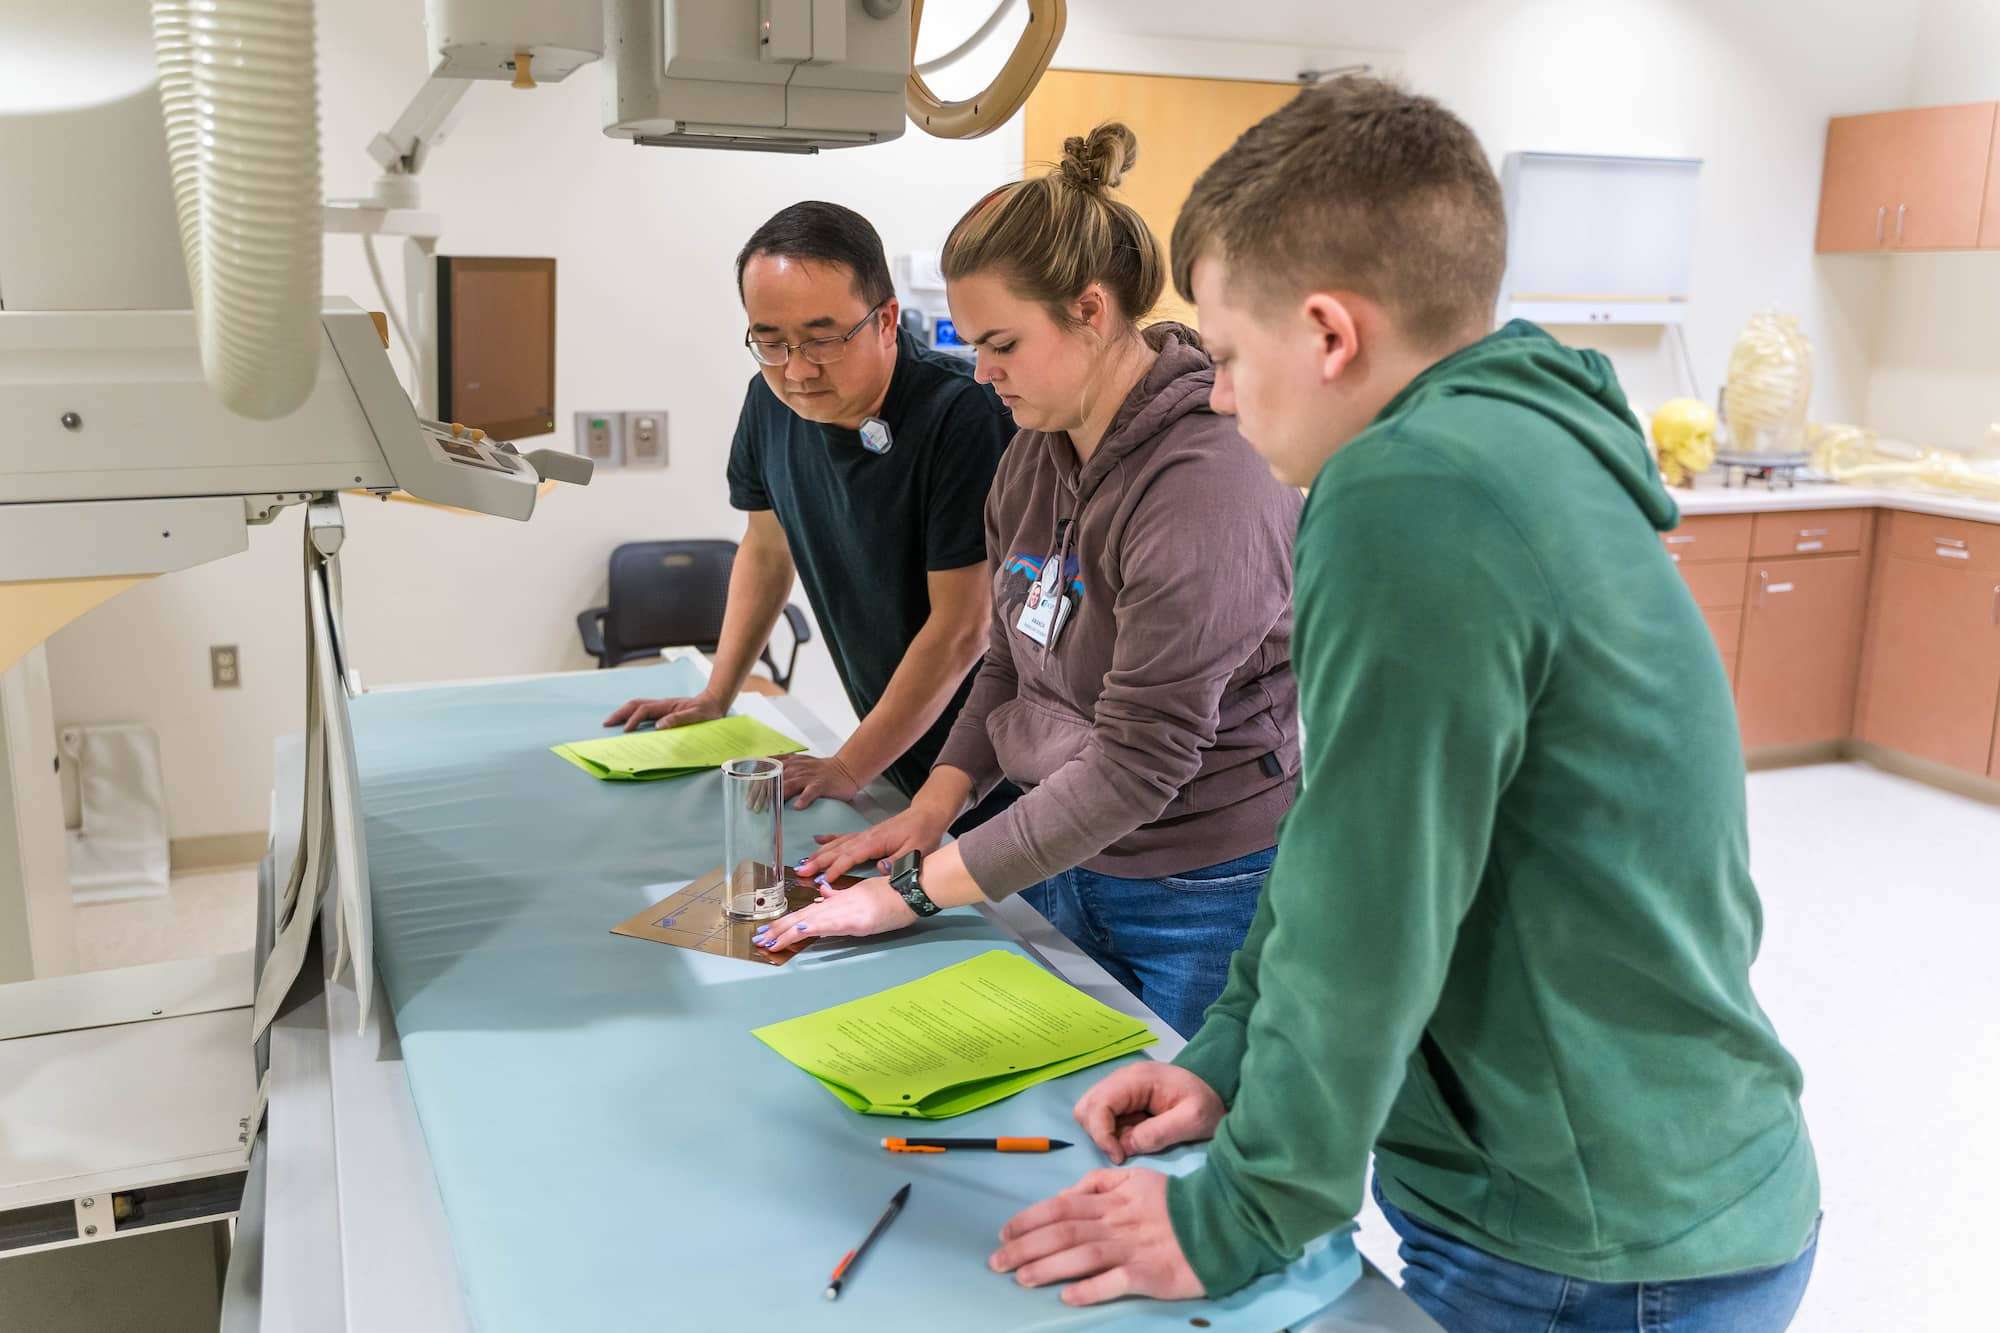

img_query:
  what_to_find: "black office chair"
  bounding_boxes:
[576,540,812,690]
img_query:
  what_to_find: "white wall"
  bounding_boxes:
[47,0,1927,840]
[47,0,1022,840]
[1860,0,2000,453]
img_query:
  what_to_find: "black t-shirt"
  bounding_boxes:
[727,330,1012,797]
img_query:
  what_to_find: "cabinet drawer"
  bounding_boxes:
[1679,560,1748,609]
[1751,508,1868,558]
[1882,511,2000,573]
[1661,514,1753,563]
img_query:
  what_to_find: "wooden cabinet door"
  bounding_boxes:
[1991,683,2000,779]
[1736,557,1868,749]
[1857,557,2000,773]
[1817,112,1901,252]
[1888,102,1998,250]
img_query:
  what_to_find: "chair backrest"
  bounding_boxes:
[602,540,739,664]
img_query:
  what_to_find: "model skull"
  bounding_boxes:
[1650,398,1718,487]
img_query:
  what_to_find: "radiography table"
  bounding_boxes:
[232,656,1436,1332]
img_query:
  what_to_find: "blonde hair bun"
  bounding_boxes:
[1060,122,1138,192]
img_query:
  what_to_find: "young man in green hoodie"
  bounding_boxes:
[986,79,1821,1331]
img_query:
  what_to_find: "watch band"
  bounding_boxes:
[891,853,942,918]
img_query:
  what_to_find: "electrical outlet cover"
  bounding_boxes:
[623,411,668,467]
[573,411,624,468]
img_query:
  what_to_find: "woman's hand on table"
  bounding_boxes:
[753,875,914,950]
[800,805,951,881]
[1072,1063,1227,1165]
[989,1168,1204,1305]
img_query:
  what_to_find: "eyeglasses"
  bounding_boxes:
[744,299,888,367]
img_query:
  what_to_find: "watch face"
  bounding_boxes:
[888,851,921,882]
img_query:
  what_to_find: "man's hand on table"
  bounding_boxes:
[1073,1063,1227,1164]
[602,691,727,733]
[990,1168,1204,1305]
[781,752,864,809]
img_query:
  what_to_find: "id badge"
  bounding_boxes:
[1015,558,1063,646]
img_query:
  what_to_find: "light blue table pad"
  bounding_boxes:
[350,662,1358,1332]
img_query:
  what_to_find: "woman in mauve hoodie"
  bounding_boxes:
[765,124,1300,1037]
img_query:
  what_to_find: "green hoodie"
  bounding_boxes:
[1166,322,1819,1294]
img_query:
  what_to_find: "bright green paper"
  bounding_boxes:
[551,715,805,781]
[752,950,1158,1119]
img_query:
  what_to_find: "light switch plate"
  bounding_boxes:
[573,411,624,468]
[623,411,668,467]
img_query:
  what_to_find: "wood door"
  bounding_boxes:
[1817,112,1902,252]
[1887,102,1998,250]
[1857,557,2000,773]
[1024,70,1299,326]
[1736,557,1868,749]
[1981,111,2000,249]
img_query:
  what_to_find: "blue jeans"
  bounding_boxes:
[1019,847,1272,1038]
[1373,1177,1819,1333]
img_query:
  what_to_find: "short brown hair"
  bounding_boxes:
[941,122,1164,328]
[1172,77,1505,349]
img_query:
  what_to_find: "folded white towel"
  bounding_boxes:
[62,723,170,904]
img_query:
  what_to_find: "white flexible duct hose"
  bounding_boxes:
[151,0,323,420]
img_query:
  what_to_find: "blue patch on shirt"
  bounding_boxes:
[1003,552,1085,600]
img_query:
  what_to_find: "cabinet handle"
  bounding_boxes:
[1896,202,1907,244]
[1757,569,1768,607]
[1664,534,1696,545]
[1936,536,1968,548]
[1876,205,1887,244]
[1993,584,2000,627]
[1798,527,1829,537]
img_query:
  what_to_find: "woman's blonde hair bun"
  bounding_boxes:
[1059,122,1139,192]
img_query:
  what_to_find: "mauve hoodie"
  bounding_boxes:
[936,323,1302,899]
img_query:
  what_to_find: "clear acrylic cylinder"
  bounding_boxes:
[722,757,785,920]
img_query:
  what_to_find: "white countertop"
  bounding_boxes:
[1668,476,2000,525]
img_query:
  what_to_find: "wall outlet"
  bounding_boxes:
[624,411,668,467]
[210,645,240,689]
[573,411,624,468]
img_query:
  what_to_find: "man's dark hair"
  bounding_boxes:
[735,201,895,308]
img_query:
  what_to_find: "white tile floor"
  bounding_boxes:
[70,863,258,973]
[62,762,1998,1330]
[1350,761,2000,1331]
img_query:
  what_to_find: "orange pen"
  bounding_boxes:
[882,1137,1073,1153]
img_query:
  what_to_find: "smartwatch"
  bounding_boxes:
[887,850,942,918]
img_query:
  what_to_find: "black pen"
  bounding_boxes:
[825,1182,911,1301]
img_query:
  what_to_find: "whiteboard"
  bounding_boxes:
[1501,152,1702,306]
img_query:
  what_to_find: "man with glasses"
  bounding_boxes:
[608,201,1015,828]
